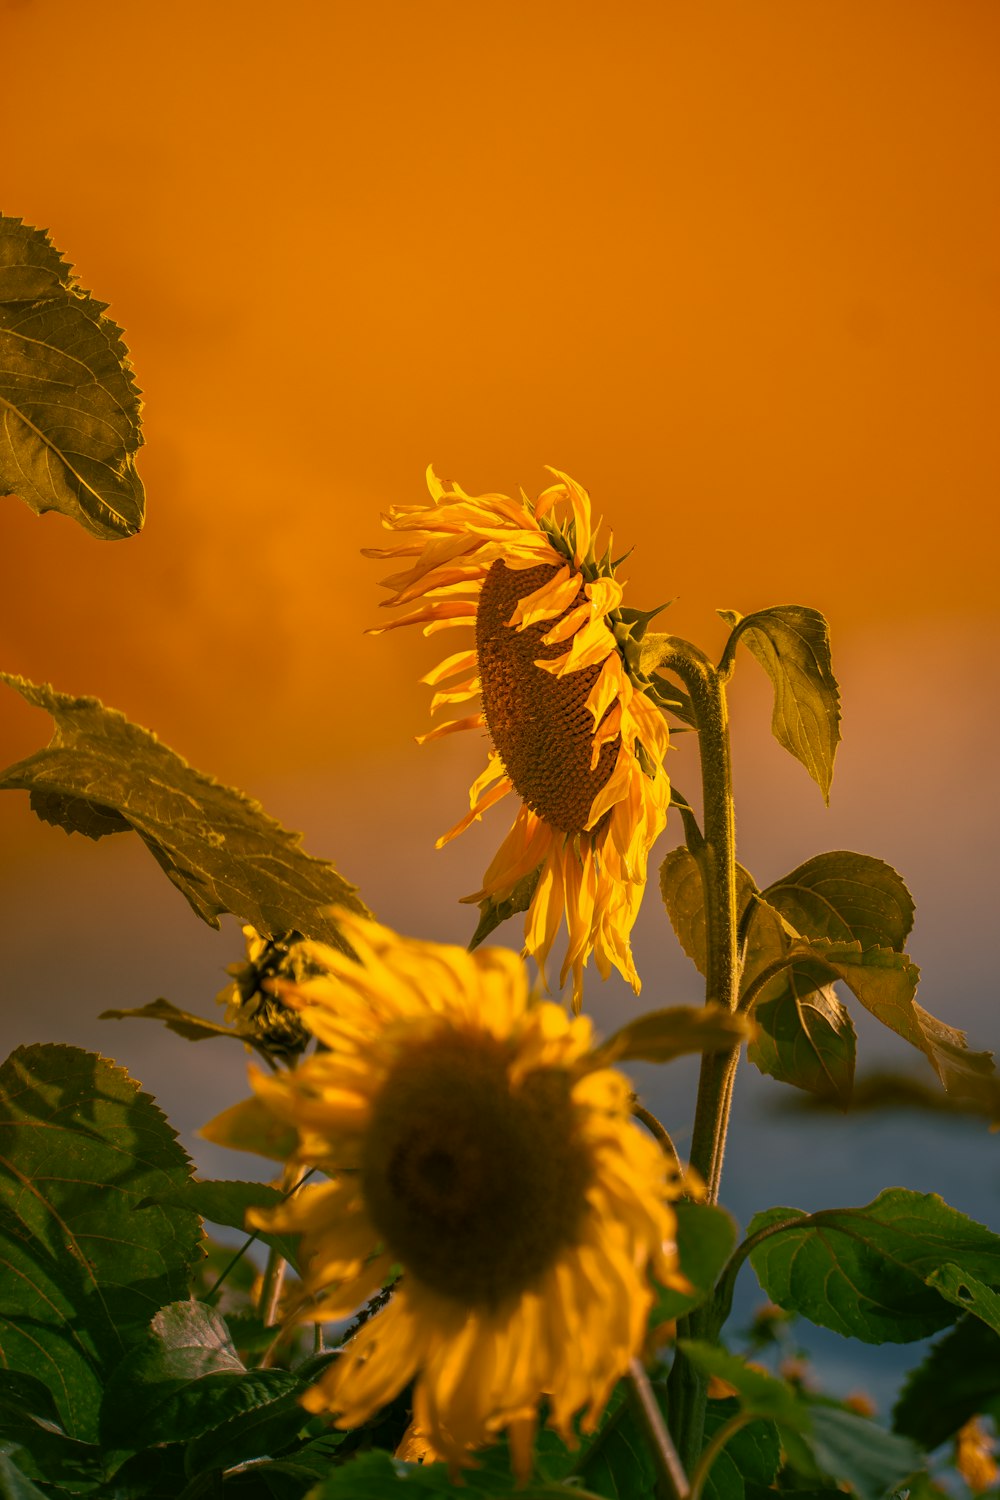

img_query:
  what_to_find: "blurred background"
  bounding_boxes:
[2,0,997,1411]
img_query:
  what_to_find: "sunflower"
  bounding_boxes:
[210,912,688,1473]
[366,467,671,1009]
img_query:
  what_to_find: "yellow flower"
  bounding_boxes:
[230,912,688,1472]
[366,467,671,1009]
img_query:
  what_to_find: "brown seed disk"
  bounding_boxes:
[362,1032,592,1306]
[476,560,620,834]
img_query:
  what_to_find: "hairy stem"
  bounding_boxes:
[657,641,742,1471]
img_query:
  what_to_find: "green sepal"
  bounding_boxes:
[719,605,840,802]
[468,865,541,950]
[0,673,368,948]
[747,1188,1000,1344]
[0,1044,201,1443]
[199,1095,299,1162]
[0,215,144,539]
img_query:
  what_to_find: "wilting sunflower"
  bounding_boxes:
[366,467,671,1009]
[208,912,688,1472]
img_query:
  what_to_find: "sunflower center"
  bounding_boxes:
[477,560,620,834]
[361,1029,592,1307]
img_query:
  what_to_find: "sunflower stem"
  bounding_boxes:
[656,642,742,1474]
[626,1357,691,1500]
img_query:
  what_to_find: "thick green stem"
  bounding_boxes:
[657,642,741,1472]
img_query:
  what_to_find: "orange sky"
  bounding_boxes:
[1,6,997,1310]
[2,0,998,791]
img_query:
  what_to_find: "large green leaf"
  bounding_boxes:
[0,674,368,947]
[747,1188,1000,1344]
[893,1316,1000,1449]
[0,216,143,538]
[762,852,914,951]
[99,1301,297,1449]
[0,1045,201,1443]
[719,606,840,802]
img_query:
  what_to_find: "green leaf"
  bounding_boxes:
[182,1375,309,1479]
[0,1455,51,1500]
[659,847,760,977]
[0,1044,201,1443]
[653,1202,738,1323]
[100,997,253,1044]
[719,606,840,802]
[762,852,914,952]
[0,674,368,947]
[805,1404,920,1500]
[925,1264,1000,1334]
[578,1400,657,1500]
[138,1178,301,1272]
[677,1342,803,1424]
[680,1346,920,1500]
[893,1316,1000,1448]
[747,1188,1000,1344]
[99,1300,298,1448]
[702,1400,780,1500]
[0,215,144,538]
[748,980,856,1106]
[595,1004,752,1067]
[468,866,541,950]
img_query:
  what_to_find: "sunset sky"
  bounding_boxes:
[2,0,998,1403]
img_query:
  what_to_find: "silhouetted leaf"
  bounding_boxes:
[0,215,144,538]
[0,674,368,948]
[0,1045,201,1443]
[763,852,914,951]
[719,606,840,801]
